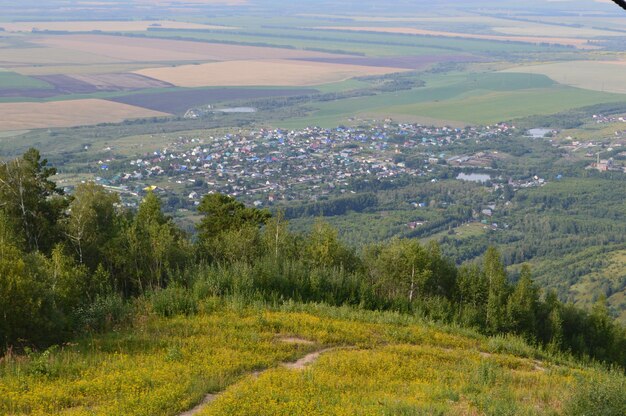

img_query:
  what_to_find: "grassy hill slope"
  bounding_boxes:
[1,298,623,416]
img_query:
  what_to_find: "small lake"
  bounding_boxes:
[457,173,491,183]
[215,107,257,113]
[527,128,551,138]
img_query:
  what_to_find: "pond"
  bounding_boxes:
[456,173,491,183]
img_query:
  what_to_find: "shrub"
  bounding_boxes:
[73,293,130,332]
[564,370,626,416]
[150,285,197,317]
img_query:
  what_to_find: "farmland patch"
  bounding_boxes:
[36,35,348,63]
[108,87,318,113]
[0,46,120,66]
[0,20,235,33]
[69,73,174,90]
[14,63,159,76]
[0,70,53,90]
[296,54,484,70]
[0,99,169,131]
[502,61,626,94]
[313,27,600,50]
[134,59,408,87]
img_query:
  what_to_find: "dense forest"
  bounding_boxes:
[1,149,625,368]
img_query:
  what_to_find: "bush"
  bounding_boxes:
[73,293,130,332]
[564,370,626,416]
[150,285,198,317]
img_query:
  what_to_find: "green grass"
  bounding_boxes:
[276,72,608,128]
[388,86,626,125]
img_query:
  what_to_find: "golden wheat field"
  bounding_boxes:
[0,99,169,131]
[134,59,408,87]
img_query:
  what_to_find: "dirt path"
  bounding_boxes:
[178,340,336,416]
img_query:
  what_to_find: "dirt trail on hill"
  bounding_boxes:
[179,338,336,416]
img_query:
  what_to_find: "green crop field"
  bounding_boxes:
[387,86,626,125]
[276,72,613,128]
[0,71,53,90]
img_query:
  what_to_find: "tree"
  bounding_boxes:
[0,149,67,252]
[63,182,120,266]
[484,247,510,333]
[305,220,357,271]
[196,193,270,244]
[506,265,538,338]
[261,210,290,261]
[122,192,188,292]
[371,238,432,304]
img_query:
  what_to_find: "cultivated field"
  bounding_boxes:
[135,0,247,4]
[0,20,235,33]
[0,99,169,131]
[134,59,408,87]
[36,35,345,63]
[303,14,619,38]
[503,61,626,94]
[0,73,172,98]
[313,27,600,49]
[298,54,481,69]
[385,87,626,125]
[109,87,318,113]
[13,63,159,76]
[0,45,120,67]
[69,73,173,90]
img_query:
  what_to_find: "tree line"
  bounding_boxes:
[0,149,624,368]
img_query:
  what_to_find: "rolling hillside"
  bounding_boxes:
[1,299,623,416]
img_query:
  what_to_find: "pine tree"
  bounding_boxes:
[506,265,538,338]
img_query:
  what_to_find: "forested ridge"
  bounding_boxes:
[1,149,625,368]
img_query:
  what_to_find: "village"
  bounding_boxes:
[89,122,521,209]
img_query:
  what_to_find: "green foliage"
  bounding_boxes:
[485,247,510,334]
[72,293,130,332]
[196,193,270,245]
[1,149,626,370]
[149,285,198,318]
[506,265,538,338]
[0,148,67,253]
[63,182,120,268]
[565,370,626,416]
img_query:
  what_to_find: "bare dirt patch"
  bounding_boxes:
[0,99,169,131]
[282,348,335,370]
[314,27,599,50]
[135,59,408,87]
[0,20,235,33]
[277,336,315,345]
[178,394,218,416]
[36,35,347,63]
